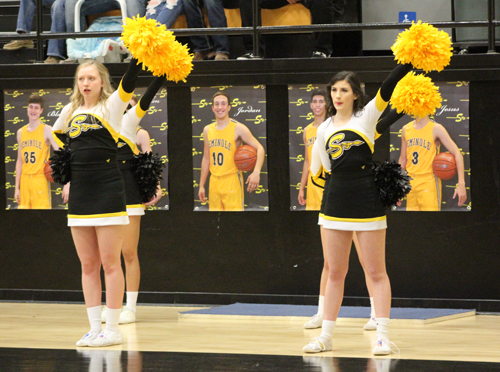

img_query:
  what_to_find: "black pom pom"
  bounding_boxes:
[373,160,412,208]
[131,151,165,203]
[49,147,72,185]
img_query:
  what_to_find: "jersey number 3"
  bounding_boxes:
[411,151,419,165]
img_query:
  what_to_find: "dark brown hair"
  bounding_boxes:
[325,71,365,118]
[27,94,44,109]
[212,91,231,105]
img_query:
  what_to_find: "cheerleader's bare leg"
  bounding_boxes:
[303,229,353,352]
[72,226,103,346]
[356,229,393,354]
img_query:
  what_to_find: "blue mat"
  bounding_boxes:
[180,303,475,321]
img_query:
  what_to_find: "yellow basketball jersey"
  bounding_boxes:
[404,120,439,176]
[208,120,239,177]
[305,123,317,166]
[19,124,49,175]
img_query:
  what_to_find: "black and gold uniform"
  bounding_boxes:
[18,124,51,209]
[52,83,133,226]
[118,106,147,216]
[311,65,411,231]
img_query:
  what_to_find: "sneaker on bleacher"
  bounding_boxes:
[237,53,263,60]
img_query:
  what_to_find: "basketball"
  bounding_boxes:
[44,161,54,183]
[432,152,457,180]
[234,145,257,172]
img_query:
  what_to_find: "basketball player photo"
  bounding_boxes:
[288,84,328,211]
[191,86,268,212]
[4,87,169,210]
[14,94,59,209]
[390,81,471,212]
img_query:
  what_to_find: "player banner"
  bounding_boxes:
[288,84,327,211]
[4,87,169,210]
[191,85,268,212]
[389,81,471,212]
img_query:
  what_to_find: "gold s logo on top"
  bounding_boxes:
[327,133,364,160]
[68,114,103,139]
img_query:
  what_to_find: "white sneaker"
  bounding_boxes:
[303,314,323,329]
[372,335,391,355]
[76,329,100,347]
[119,306,136,324]
[101,307,106,323]
[89,330,122,347]
[363,317,377,330]
[303,337,332,353]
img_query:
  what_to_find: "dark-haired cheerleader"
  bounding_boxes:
[303,64,411,355]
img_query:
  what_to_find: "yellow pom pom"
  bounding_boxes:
[390,72,442,118]
[121,16,193,82]
[145,40,193,83]
[392,20,453,72]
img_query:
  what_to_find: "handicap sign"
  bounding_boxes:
[399,11,417,27]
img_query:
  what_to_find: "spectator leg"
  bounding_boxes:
[240,0,287,54]
[147,0,184,29]
[16,0,36,33]
[202,0,229,54]
[182,0,212,53]
[65,0,120,32]
[47,0,67,59]
[308,0,345,56]
[126,0,146,18]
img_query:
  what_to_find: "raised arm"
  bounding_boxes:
[379,63,413,103]
[375,106,405,140]
[138,76,166,114]
[121,76,167,142]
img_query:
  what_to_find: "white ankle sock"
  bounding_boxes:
[370,297,376,319]
[126,291,138,313]
[376,317,390,338]
[318,295,325,316]
[87,305,102,333]
[105,307,121,333]
[319,320,336,341]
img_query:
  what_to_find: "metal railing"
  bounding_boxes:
[0,0,498,63]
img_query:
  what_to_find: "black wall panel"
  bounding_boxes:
[0,56,499,310]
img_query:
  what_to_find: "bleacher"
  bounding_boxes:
[0,0,51,63]
[0,0,361,64]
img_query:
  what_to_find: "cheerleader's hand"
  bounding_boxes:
[62,182,70,204]
[145,186,162,206]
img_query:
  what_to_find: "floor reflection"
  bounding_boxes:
[302,357,399,372]
[77,349,142,372]
[1,348,500,372]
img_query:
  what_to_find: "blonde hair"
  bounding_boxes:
[65,60,114,130]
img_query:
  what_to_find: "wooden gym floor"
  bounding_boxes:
[1,302,500,371]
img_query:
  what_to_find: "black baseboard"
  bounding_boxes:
[1,289,500,313]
